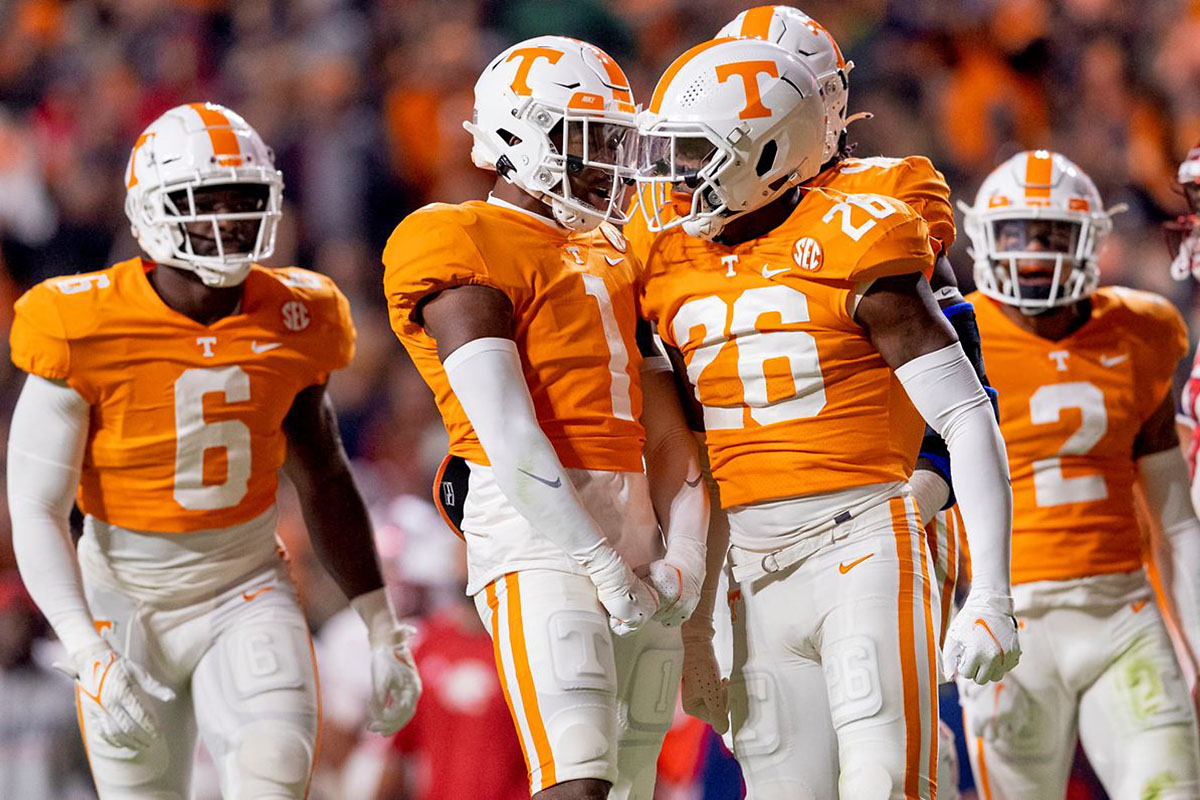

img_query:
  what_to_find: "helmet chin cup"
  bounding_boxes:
[551,197,602,232]
[682,214,724,240]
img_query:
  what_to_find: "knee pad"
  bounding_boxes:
[837,761,895,800]
[228,721,313,800]
[824,635,883,728]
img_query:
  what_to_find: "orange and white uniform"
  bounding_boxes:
[640,187,944,799]
[8,257,354,799]
[961,287,1200,799]
[12,258,352,537]
[384,198,681,798]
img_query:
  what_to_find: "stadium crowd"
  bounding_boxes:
[1,0,1199,797]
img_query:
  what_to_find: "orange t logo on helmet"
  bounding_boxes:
[506,47,563,96]
[715,60,779,120]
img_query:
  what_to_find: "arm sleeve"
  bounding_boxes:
[896,343,1013,595]
[7,374,102,657]
[441,337,618,572]
[1138,448,1200,662]
[917,300,999,511]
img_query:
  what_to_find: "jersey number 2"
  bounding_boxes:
[174,367,252,510]
[1029,381,1109,507]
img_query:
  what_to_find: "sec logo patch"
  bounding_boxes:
[793,237,824,272]
[282,300,310,332]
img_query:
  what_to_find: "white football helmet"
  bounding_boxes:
[636,37,825,240]
[962,150,1118,313]
[464,36,638,232]
[716,6,853,164]
[124,102,283,288]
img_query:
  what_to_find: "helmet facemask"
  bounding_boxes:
[470,96,638,232]
[636,122,736,240]
[635,115,807,241]
[970,211,1109,314]
[544,111,638,230]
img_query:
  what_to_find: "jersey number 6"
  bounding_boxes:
[174,366,253,511]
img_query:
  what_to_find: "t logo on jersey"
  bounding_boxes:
[506,47,563,96]
[793,237,824,272]
[715,60,779,120]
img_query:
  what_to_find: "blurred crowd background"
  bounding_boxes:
[1,0,1199,797]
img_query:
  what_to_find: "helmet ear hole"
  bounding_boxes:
[755,140,778,177]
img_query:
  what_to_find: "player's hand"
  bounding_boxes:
[680,632,728,733]
[1171,232,1200,281]
[64,641,175,750]
[588,548,659,636]
[366,624,423,735]
[645,538,706,627]
[943,592,1021,685]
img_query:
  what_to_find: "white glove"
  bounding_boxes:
[366,625,423,735]
[645,537,706,628]
[680,631,728,733]
[352,588,423,735]
[587,547,659,636]
[1171,232,1200,281]
[63,641,175,750]
[943,592,1021,685]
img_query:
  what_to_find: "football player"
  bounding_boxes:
[382,37,708,800]
[6,103,420,799]
[634,37,1018,799]
[959,150,1200,798]
[625,12,996,771]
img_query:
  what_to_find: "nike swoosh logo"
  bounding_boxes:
[242,586,275,602]
[685,474,702,488]
[604,255,624,266]
[81,653,116,705]
[762,265,790,279]
[518,468,562,489]
[252,341,282,354]
[838,553,874,574]
[1100,353,1128,367]
[1131,600,1147,613]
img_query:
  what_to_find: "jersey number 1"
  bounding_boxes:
[174,367,253,510]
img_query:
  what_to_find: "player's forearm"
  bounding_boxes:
[641,364,709,562]
[681,433,729,643]
[1139,448,1200,655]
[293,463,386,603]
[7,375,102,656]
[896,343,1013,594]
[443,337,620,570]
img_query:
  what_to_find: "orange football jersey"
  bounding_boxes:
[626,154,955,266]
[970,287,1188,585]
[9,258,355,533]
[640,188,935,508]
[383,200,645,473]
